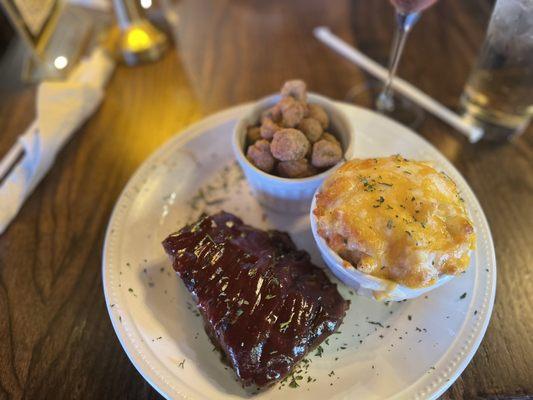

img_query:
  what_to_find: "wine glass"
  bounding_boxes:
[347,0,439,127]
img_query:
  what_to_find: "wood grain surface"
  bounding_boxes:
[0,0,531,399]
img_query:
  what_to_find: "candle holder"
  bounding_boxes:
[112,0,168,66]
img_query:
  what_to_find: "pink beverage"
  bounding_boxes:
[390,0,438,13]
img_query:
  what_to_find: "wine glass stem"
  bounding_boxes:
[377,11,421,112]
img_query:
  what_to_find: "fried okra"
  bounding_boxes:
[247,139,275,173]
[270,129,310,161]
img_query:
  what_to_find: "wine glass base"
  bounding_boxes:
[345,81,425,129]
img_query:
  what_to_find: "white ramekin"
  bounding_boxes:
[232,93,355,214]
[310,192,454,301]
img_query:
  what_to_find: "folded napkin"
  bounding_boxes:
[0,47,115,234]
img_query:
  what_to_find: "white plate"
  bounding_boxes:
[102,103,496,400]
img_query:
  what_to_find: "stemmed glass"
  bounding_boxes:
[347,0,439,126]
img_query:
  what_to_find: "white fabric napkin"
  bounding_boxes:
[0,47,115,234]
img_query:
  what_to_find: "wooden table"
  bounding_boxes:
[0,1,531,399]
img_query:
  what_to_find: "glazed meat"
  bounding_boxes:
[162,212,349,387]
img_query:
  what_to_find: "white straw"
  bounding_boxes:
[314,26,484,143]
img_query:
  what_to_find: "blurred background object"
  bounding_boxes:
[0,0,111,81]
[461,0,533,141]
[112,0,168,66]
[0,11,15,57]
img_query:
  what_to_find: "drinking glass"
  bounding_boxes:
[346,0,438,127]
[460,0,533,141]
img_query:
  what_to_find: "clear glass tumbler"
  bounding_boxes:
[461,0,533,141]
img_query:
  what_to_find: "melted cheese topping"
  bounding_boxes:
[314,156,476,288]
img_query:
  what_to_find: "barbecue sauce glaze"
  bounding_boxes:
[163,212,349,387]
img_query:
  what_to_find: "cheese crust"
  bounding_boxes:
[314,156,476,288]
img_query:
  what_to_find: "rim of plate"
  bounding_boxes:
[102,102,496,400]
